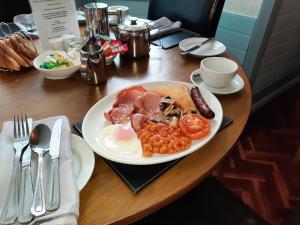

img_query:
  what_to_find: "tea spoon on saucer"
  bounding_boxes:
[192,73,203,84]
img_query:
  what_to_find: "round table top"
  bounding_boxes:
[0,46,251,225]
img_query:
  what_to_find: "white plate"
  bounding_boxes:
[190,69,244,95]
[82,80,223,165]
[179,38,226,57]
[71,134,95,191]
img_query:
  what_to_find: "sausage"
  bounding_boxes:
[191,86,215,119]
[131,113,146,131]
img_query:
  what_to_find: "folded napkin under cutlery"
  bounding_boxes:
[149,17,182,39]
[0,116,79,225]
[13,14,38,38]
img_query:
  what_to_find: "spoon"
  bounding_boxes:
[30,124,51,217]
[192,73,203,84]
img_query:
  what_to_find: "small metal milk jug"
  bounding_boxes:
[80,43,107,85]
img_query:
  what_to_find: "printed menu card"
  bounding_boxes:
[29,0,80,50]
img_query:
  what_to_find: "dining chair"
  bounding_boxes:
[0,1,31,22]
[147,0,225,37]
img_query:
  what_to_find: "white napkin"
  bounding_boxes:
[0,116,79,225]
[149,17,182,39]
[13,14,39,38]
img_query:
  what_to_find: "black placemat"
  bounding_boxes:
[151,29,199,49]
[74,116,232,194]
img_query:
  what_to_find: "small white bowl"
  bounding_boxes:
[33,50,80,80]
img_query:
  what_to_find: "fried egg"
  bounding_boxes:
[96,124,142,157]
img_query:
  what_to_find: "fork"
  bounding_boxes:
[0,115,30,224]
[18,117,33,223]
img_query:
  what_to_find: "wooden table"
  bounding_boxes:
[0,46,251,225]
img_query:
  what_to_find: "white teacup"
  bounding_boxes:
[200,57,238,88]
[108,6,129,24]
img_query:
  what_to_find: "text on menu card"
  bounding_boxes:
[29,0,80,50]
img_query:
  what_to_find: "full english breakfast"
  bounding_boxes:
[101,84,215,157]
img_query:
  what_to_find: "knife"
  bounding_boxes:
[180,37,215,55]
[46,119,63,211]
[18,118,33,223]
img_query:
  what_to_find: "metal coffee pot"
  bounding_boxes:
[83,2,122,37]
[80,43,107,85]
[113,18,150,58]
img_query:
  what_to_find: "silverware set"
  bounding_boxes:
[0,115,62,224]
[180,37,215,55]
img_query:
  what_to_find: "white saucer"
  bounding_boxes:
[71,134,95,191]
[179,37,226,57]
[190,69,244,95]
